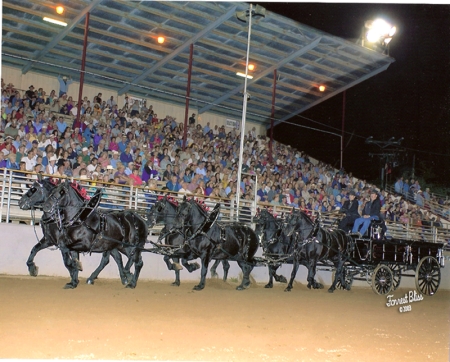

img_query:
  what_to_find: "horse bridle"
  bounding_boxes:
[284,210,315,239]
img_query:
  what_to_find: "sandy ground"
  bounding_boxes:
[0,275,449,362]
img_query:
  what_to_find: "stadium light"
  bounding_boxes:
[362,18,396,54]
[43,17,68,27]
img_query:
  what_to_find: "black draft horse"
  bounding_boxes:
[18,176,131,286]
[283,209,352,293]
[147,195,230,285]
[253,208,290,288]
[42,180,148,289]
[174,196,258,291]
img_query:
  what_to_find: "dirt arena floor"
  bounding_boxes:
[0,275,449,362]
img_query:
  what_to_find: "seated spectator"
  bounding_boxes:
[352,190,381,237]
[129,168,143,186]
[166,175,181,192]
[114,164,130,185]
[338,191,360,232]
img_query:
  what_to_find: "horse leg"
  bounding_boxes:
[110,249,131,285]
[307,260,323,289]
[273,263,287,284]
[61,247,79,289]
[171,257,181,286]
[210,259,221,278]
[265,264,275,288]
[182,258,200,273]
[73,251,83,271]
[86,251,110,285]
[328,258,345,293]
[221,260,230,282]
[236,261,253,290]
[193,253,211,291]
[285,259,300,292]
[126,249,143,289]
[26,237,52,277]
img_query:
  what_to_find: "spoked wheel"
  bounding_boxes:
[415,256,441,296]
[386,263,402,291]
[371,265,393,295]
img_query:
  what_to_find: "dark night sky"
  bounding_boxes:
[263,3,450,186]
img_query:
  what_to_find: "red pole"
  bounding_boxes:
[340,90,346,170]
[269,69,277,162]
[75,12,89,129]
[182,43,194,150]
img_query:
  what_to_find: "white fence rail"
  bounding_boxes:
[1,168,449,249]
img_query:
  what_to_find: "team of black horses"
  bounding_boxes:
[19,177,353,292]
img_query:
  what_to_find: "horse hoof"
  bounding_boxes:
[328,288,335,293]
[316,283,324,289]
[171,281,180,287]
[193,285,204,291]
[86,279,94,285]
[279,276,287,284]
[284,287,292,292]
[211,271,218,278]
[63,283,77,289]
[307,284,312,289]
[29,266,39,277]
[236,283,250,291]
[172,263,183,271]
[264,284,273,288]
[125,283,136,289]
[192,262,200,271]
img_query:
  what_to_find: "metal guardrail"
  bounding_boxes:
[385,184,450,222]
[1,169,449,248]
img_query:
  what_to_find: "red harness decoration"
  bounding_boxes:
[194,198,210,212]
[70,182,90,200]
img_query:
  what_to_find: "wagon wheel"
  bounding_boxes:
[371,265,393,295]
[415,256,441,296]
[386,263,402,291]
[332,267,353,290]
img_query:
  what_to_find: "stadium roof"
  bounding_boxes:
[2,0,395,127]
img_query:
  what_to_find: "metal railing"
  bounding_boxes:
[1,169,449,248]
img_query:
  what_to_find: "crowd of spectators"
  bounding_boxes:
[0,78,448,229]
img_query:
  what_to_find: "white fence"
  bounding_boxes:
[1,168,449,248]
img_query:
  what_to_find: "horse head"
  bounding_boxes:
[42,181,81,215]
[19,175,57,210]
[148,194,179,228]
[283,208,314,240]
[175,197,206,234]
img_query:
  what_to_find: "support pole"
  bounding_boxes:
[182,43,194,150]
[236,4,253,219]
[75,12,90,128]
[340,90,346,170]
[269,69,277,162]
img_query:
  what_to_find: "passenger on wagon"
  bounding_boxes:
[338,190,360,232]
[351,189,381,237]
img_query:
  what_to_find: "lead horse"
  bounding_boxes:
[18,176,130,286]
[174,196,258,291]
[283,209,352,293]
[42,180,148,289]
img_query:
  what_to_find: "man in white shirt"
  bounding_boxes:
[21,149,36,171]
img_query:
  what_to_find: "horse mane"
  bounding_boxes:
[189,197,210,212]
[69,181,90,200]
[158,195,178,207]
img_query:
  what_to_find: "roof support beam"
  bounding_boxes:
[198,36,322,115]
[21,0,102,74]
[268,62,392,129]
[117,6,237,96]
